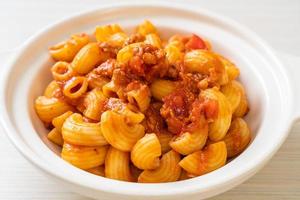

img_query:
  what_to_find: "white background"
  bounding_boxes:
[0,0,299,199]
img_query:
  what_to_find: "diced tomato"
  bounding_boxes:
[185,34,207,50]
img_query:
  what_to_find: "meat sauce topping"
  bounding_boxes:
[121,43,168,82]
[161,88,218,134]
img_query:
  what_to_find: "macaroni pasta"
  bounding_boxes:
[35,20,251,183]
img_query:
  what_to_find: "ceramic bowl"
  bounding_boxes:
[1,2,300,200]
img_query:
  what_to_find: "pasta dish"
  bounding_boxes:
[34,20,251,183]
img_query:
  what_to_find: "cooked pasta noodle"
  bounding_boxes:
[138,150,181,183]
[61,143,108,169]
[49,33,89,62]
[179,141,227,176]
[105,146,132,181]
[101,110,145,151]
[62,113,108,146]
[223,118,251,157]
[201,88,232,141]
[131,133,161,170]
[35,96,74,123]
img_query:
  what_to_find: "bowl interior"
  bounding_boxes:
[2,4,293,198]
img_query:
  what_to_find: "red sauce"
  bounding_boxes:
[142,103,165,133]
[160,89,218,134]
[94,59,116,78]
[122,43,168,82]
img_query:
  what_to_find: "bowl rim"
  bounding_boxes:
[0,1,293,198]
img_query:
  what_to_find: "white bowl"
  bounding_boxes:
[1,2,300,200]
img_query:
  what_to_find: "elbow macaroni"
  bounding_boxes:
[150,79,177,101]
[63,76,88,99]
[49,33,89,62]
[51,61,75,81]
[61,143,108,169]
[138,150,181,183]
[131,133,161,170]
[221,80,244,113]
[43,80,61,98]
[127,84,151,112]
[145,33,162,48]
[101,111,145,151]
[223,118,251,158]
[136,20,157,36]
[71,43,108,75]
[82,88,106,121]
[179,141,227,176]
[35,96,74,123]
[95,24,127,48]
[62,113,108,146]
[105,146,132,181]
[170,124,208,155]
[35,20,252,183]
[47,128,64,146]
[201,88,232,141]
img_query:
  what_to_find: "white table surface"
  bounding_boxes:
[0,0,299,199]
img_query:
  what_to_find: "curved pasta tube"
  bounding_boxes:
[62,113,108,146]
[179,141,227,176]
[170,124,208,155]
[127,85,151,112]
[82,88,106,121]
[49,33,89,62]
[52,111,73,132]
[138,150,181,183]
[184,50,222,74]
[218,55,240,81]
[184,50,227,84]
[35,96,74,123]
[86,165,105,177]
[221,80,243,113]
[150,79,177,101]
[131,133,161,170]
[51,61,75,81]
[233,92,249,117]
[223,118,251,158]
[201,88,232,141]
[63,76,88,99]
[105,146,132,182]
[43,80,61,98]
[95,24,127,48]
[95,24,123,39]
[61,143,108,170]
[165,42,184,66]
[168,35,185,51]
[108,32,128,47]
[100,111,145,151]
[145,33,162,48]
[136,20,157,36]
[105,98,145,124]
[117,42,142,65]
[71,43,108,75]
[47,128,63,146]
[157,131,173,154]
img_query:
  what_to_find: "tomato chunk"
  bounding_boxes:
[185,34,206,50]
